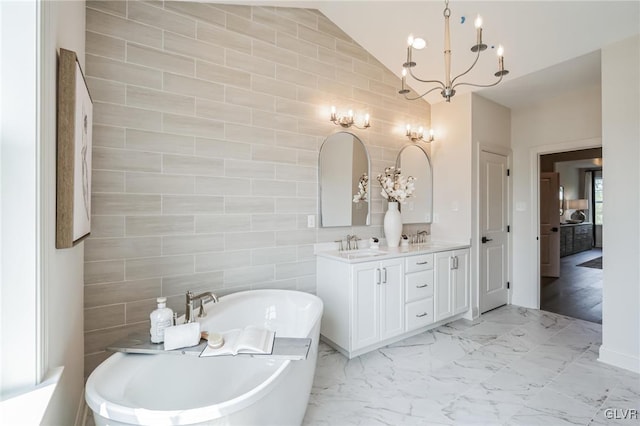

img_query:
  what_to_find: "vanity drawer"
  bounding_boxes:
[405,270,434,302]
[405,253,434,273]
[405,298,434,330]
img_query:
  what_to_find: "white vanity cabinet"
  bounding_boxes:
[316,243,470,359]
[352,259,404,349]
[434,249,470,322]
[317,257,404,356]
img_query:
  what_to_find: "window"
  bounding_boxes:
[594,172,603,225]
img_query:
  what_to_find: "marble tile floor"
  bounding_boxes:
[303,305,639,426]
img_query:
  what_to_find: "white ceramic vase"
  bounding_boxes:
[384,201,402,248]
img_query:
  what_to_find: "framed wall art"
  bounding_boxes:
[56,48,93,248]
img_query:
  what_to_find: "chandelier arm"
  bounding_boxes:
[402,85,444,101]
[450,48,482,86]
[407,68,446,87]
[452,74,504,90]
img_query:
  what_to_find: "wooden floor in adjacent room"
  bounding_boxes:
[540,248,603,324]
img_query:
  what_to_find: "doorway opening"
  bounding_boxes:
[539,148,603,324]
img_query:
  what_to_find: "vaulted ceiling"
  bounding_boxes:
[222,1,639,109]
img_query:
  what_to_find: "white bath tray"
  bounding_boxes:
[107,333,311,361]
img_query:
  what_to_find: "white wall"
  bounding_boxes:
[599,34,640,373]
[41,0,86,423]
[510,85,601,308]
[431,94,472,243]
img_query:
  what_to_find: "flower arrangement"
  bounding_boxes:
[377,166,416,204]
[353,173,369,203]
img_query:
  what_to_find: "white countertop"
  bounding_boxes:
[316,240,471,264]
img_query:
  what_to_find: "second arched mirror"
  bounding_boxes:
[319,132,370,227]
[396,144,433,224]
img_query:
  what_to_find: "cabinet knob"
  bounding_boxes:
[416,312,428,318]
[416,261,429,265]
[416,284,428,288]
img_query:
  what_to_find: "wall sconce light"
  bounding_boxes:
[330,106,371,129]
[405,125,434,143]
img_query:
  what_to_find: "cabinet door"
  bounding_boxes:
[379,259,404,340]
[453,249,470,315]
[352,262,380,350]
[434,251,454,321]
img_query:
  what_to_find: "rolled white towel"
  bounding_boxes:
[163,322,201,351]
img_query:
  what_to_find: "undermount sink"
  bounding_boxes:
[340,249,388,259]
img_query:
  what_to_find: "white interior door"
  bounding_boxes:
[479,150,509,313]
[540,172,560,277]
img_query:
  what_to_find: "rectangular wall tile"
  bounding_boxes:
[91,216,125,238]
[164,31,224,65]
[162,271,224,297]
[85,322,150,355]
[162,154,224,177]
[226,13,275,44]
[87,0,126,17]
[93,125,125,149]
[225,124,275,145]
[163,113,224,139]
[85,237,161,262]
[197,21,251,54]
[84,260,125,284]
[252,75,297,100]
[92,170,125,193]
[86,31,125,60]
[87,8,161,48]
[126,129,194,155]
[127,42,195,76]
[93,147,161,172]
[195,138,250,160]
[126,215,194,236]
[252,39,297,67]
[195,176,250,196]
[225,86,274,111]
[86,77,125,104]
[164,1,225,27]
[162,234,224,255]
[163,72,224,101]
[126,85,195,115]
[225,197,274,214]
[250,214,297,231]
[93,102,162,131]
[195,250,251,272]
[224,231,274,250]
[275,164,316,182]
[84,304,125,331]
[126,255,194,280]
[225,159,274,179]
[251,246,297,266]
[162,195,223,214]
[125,172,194,194]
[223,265,274,287]
[226,49,275,78]
[196,98,250,125]
[127,1,196,37]
[195,215,251,233]
[85,278,161,308]
[86,54,162,89]
[196,61,251,88]
[251,180,297,196]
[276,259,316,280]
[92,193,161,215]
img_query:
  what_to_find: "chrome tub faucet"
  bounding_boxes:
[185,291,219,323]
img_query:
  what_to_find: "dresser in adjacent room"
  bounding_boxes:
[560,223,594,257]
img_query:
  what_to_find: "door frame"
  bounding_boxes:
[529,137,602,308]
[473,142,512,319]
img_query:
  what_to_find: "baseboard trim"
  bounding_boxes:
[598,345,640,374]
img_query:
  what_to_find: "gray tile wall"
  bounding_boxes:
[84,0,431,375]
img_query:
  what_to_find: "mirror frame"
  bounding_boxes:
[318,131,371,227]
[395,143,433,224]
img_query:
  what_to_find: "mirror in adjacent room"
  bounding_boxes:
[396,144,433,224]
[319,132,370,227]
[559,185,565,216]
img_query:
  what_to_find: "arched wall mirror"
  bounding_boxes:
[319,132,370,227]
[396,144,433,224]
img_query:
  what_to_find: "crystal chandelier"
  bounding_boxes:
[399,0,509,102]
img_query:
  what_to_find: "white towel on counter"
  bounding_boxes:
[163,322,201,351]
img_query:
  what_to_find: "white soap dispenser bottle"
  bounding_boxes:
[150,297,173,344]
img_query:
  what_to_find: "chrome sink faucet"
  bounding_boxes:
[417,230,430,244]
[346,234,359,250]
[185,291,219,323]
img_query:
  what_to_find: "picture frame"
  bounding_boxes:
[56,48,93,248]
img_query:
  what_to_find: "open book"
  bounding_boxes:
[200,326,275,357]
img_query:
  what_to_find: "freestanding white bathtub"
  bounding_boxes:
[85,290,323,426]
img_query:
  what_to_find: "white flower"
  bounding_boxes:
[376,166,416,204]
[353,173,369,203]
